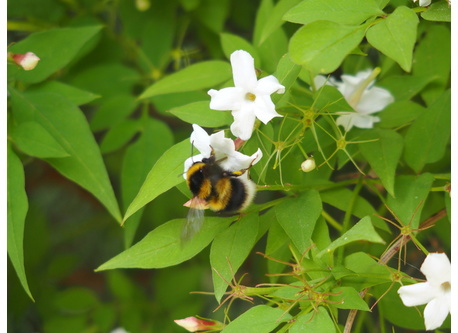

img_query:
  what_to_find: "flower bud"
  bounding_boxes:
[301,157,316,172]
[174,316,224,332]
[10,52,40,71]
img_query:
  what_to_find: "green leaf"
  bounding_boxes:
[121,118,174,248]
[290,307,335,333]
[168,101,233,127]
[343,252,392,290]
[139,61,232,99]
[284,0,384,26]
[90,94,138,132]
[54,287,99,312]
[366,6,419,72]
[289,21,366,74]
[100,120,140,154]
[258,0,302,45]
[12,121,70,158]
[378,101,425,129]
[8,25,102,83]
[318,216,385,256]
[272,53,302,104]
[404,90,450,173]
[320,187,388,232]
[421,1,451,22]
[96,217,233,270]
[28,81,100,106]
[222,305,291,333]
[10,89,122,222]
[220,33,260,66]
[275,190,322,253]
[359,128,403,197]
[330,287,370,311]
[378,74,437,101]
[386,173,434,229]
[7,144,33,300]
[210,213,259,302]
[123,139,190,222]
[412,25,450,105]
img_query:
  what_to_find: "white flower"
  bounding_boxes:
[413,0,431,7]
[398,253,451,330]
[10,51,41,70]
[183,124,262,179]
[315,68,394,131]
[110,328,130,333]
[208,50,285,140]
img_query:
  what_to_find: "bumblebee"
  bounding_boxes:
[182,149,257,240]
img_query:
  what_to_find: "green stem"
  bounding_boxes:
[321,211,342,232]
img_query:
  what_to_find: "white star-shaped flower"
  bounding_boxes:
[183,124,262,179]
[315,69,394,131]
[398,253,451,330]
[208,50,285,140]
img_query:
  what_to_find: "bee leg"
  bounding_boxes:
[225,156,258,177]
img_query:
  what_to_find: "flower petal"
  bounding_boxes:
[421,253,451,286]
[230,107,256,140]
[256,75,285,95]
[253,95,282,124]
[357,86,394,114]
[208,87,244,111]
[351,114,380,129]
[424,297,450,330]
[210,131,236,160]
[183,154,203,178]
[190,124,212,157]
[336,113,356,131]
[398,282,437,307]
[230,50,258,91]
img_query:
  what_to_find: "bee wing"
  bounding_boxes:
[181,197,207,242]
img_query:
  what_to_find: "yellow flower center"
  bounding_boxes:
[245,92,256,101]
[441,281,451,292]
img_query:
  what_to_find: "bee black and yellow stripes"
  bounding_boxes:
[182,148,257,240]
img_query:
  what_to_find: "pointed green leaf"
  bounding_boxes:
[404,90,450,173]
[100,120,140,154]
[168,101,233,127]
[318,216,385,256]
[123,139,190,222]
[289,21,366,74]
[359,128,403,197]
[8,25,102,83]
[284,0,384,26]
[378,101,425,129]
[272,53,302,104]
[290,307,335,333]
[10,89,122,222]
[275,190,322,253]
[121,118,174,248]
[97,217,233,270]
[210,213,259,302]
[139,61,232,99]
[28,81,100,106]
[222,305,291,333]
[330,287,370,311]
[387,173,434,229]
[258,0,302,45]
[7,144,33,300]
[366,6,418,72]
[421,1,451,22]
[220,33,259,66]
[12,121,70,158]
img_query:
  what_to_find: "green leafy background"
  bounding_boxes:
[7,0,450,332]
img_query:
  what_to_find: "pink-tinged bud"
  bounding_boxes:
[301,157,316,172]
[11,52,40,70]
[174,316,223,332]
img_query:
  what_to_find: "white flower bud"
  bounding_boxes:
[301,158,316,172]
[11,52,40,71]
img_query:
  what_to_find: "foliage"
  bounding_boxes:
[7,0,450,332]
